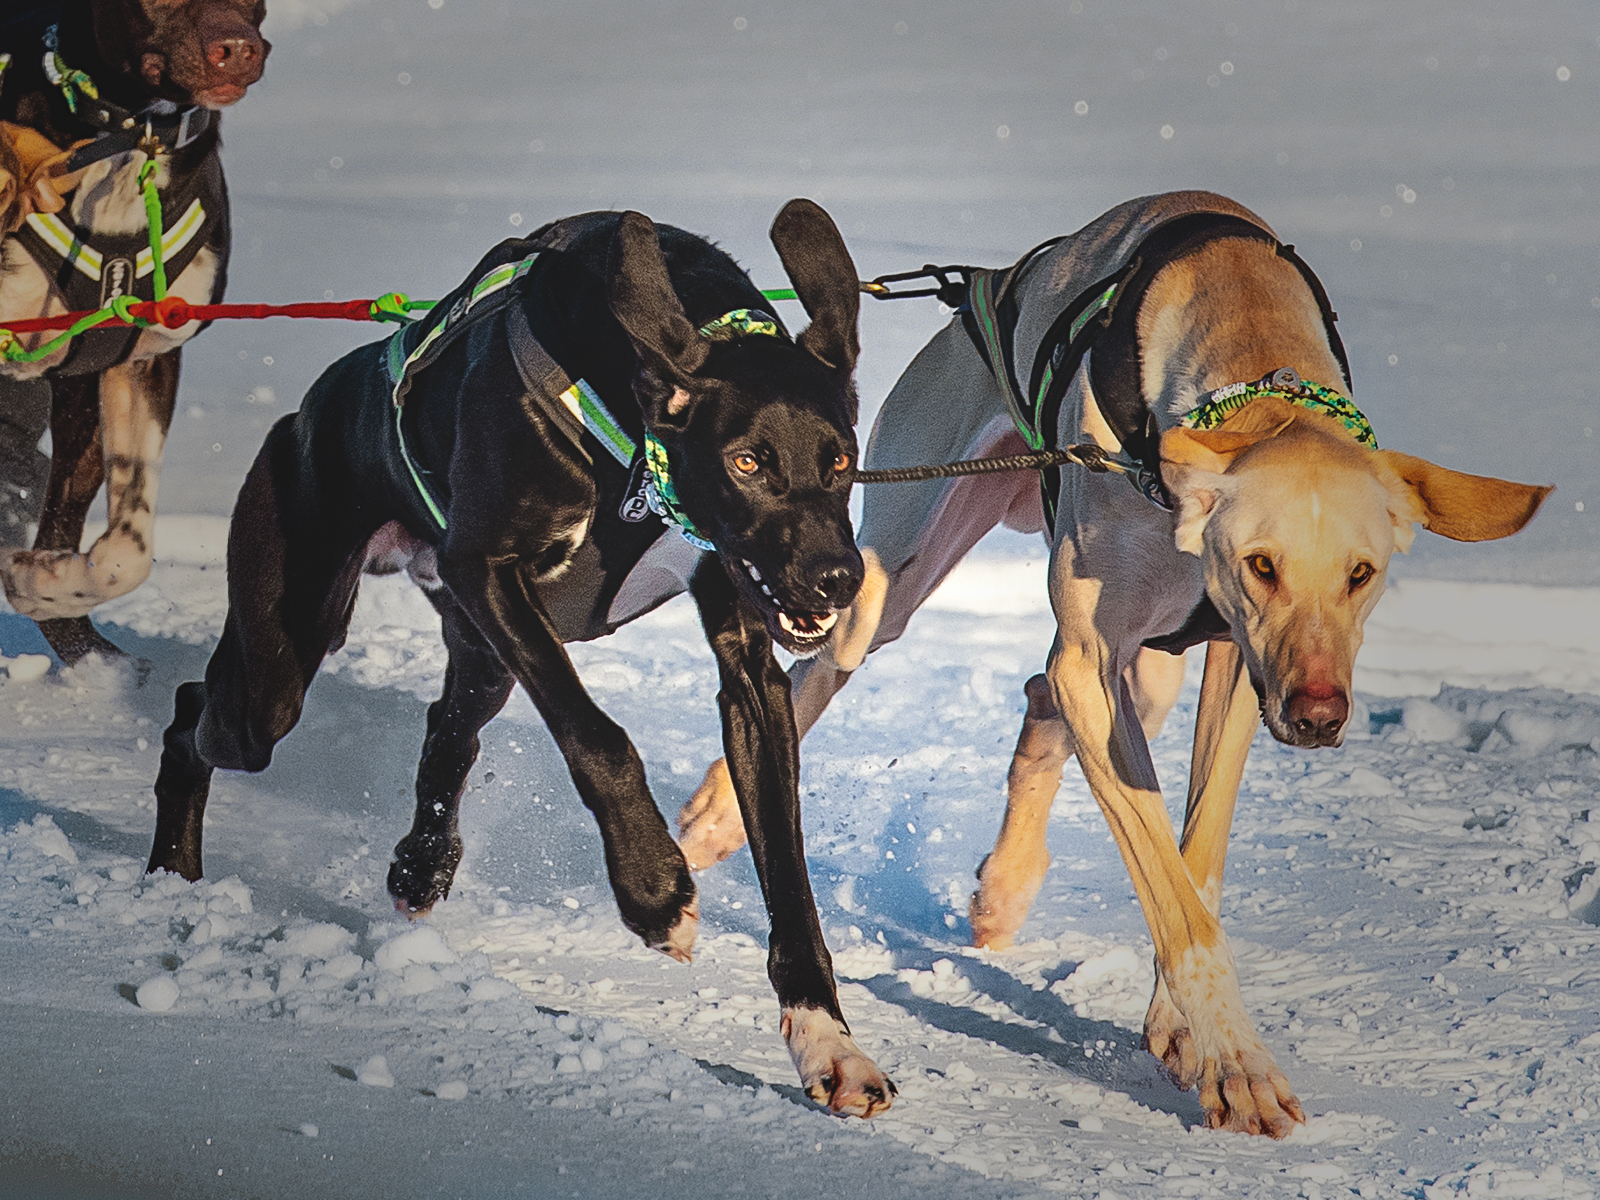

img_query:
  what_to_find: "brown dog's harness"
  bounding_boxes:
[1,18,226,376]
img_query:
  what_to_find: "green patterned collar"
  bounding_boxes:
[636,308,790,551]
[1180,367,1377,448]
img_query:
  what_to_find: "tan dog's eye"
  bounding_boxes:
[1246,553,1276,583]
[731,452,760,476]
[832,453,852,474]
[1349,562,1375,590]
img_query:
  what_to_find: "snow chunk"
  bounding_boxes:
[280,921,354,961]
[435,1080,468,1100]
[2,654,51,683]
[374,927,456,972]
[136,975,180,1012]
[28,816,77,864]
[356,1055,395,1087]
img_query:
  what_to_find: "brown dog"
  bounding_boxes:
[678,192,1550,1136]
[0,0,267,662]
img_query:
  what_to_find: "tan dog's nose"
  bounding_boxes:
[1284,684,1347,746]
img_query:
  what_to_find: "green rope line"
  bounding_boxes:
[138,159,168,301]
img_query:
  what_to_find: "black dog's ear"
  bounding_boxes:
[609,211,708,427]
[770,199,860,375]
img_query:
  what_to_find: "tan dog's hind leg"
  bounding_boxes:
[678,549,888,869]
[1045,620,1300,1137]
[971,646,1183,950]
[4,356,174,619]
[970,672,1073,949]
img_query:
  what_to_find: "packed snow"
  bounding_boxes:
[4,0,1600,1196]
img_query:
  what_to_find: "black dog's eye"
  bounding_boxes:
[1246,553,1276,583]
[832,453,852,474]
[731,452,759,476]
[1349,562,1375,591]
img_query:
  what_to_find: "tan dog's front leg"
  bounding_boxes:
[1140,640,1302,1134]
[1050,634,1300,1137]
[4,355,176,619]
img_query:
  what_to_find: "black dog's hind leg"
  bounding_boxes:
[437,555,698,958]
[690,557,895,1117]
[149,421,370,880]
[388,589,516,915]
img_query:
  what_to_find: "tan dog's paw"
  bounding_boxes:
[1196,1039,1304,1138]
[4,542,152,620]
[676,759,747,871]
[781,1006,896,1118]
[1143,976,1303,1137]
[969,851,1048,950]
[648,896,699,964]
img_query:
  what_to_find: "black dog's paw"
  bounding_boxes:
[387,830,464,918]
[615,859,699,962]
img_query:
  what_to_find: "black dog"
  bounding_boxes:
[0,0,267,663]
[147,201,896,1117]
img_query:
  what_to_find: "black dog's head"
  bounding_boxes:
[96,0,270,109]
[609,200,864,656]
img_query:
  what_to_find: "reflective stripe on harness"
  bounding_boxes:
[385,251,774,551]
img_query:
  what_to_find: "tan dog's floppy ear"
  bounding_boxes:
[1376,450,1553,543]
[1159,408,1295,554]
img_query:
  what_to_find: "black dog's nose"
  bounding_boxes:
[812,564,861,610]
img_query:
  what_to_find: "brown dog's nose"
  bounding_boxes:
[1284,684,1348,746]
[207,34,263,77]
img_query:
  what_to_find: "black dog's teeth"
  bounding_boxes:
[741,558,776,598]
[741,560,838,642]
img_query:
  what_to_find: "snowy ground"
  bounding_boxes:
[3,523,1599,1198]
[5,0,1600,1196]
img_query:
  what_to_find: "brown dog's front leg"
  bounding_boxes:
[8,352,180,658]
[690,558,893,1118]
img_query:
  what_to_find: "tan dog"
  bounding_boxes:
[677,192,1550,1136]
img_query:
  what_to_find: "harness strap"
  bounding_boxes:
[38,23,214,172]
[386,241,782,550]
[967,210,1353,526]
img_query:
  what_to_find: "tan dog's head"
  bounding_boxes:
[1161,396,1550,748]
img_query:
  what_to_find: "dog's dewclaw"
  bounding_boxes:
[780,1006,896,1118]
[676,759,745,871]
[649,897,699,963]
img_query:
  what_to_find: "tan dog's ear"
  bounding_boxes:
[1159,408,1295,554]
[1376,451,1553,543]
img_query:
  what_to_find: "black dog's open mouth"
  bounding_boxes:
[739,558,839,651]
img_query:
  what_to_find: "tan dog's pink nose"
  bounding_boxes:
[1284,684,1347,746]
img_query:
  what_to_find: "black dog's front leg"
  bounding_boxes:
[435,556,698,958]
[690,558,894,1117]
